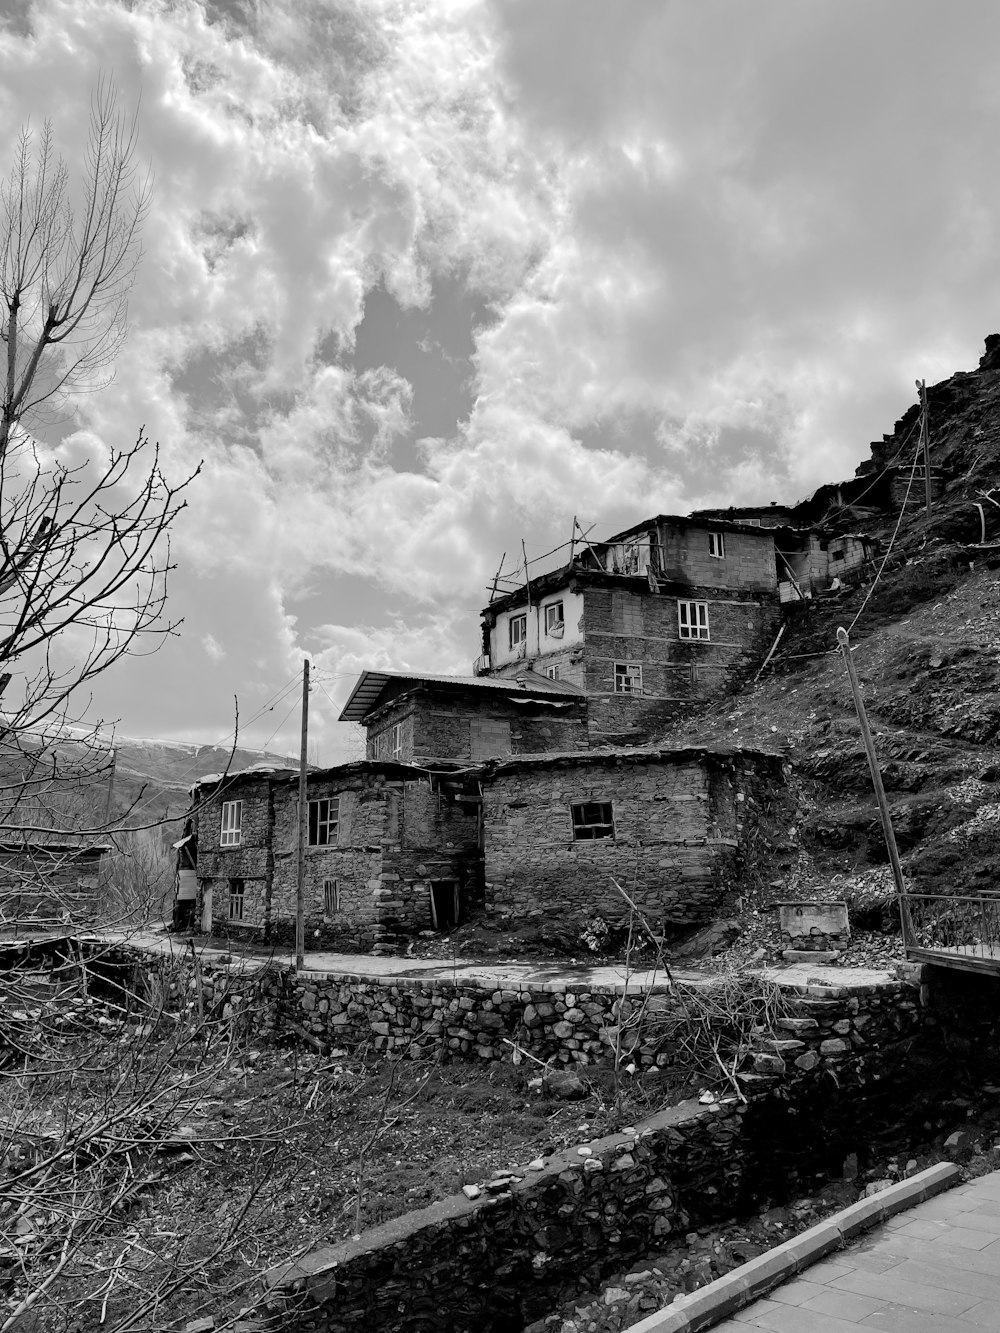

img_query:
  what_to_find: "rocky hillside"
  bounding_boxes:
[657,336,1000,942]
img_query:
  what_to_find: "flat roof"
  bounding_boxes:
[602,513,779,544]
[338,668,585,723]
[481,744,784,775]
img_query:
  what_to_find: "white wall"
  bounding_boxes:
[490,587,585,668]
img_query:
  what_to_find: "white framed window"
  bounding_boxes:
[323,879,340,916]
[220,801,243,847]
[678,600,710,641]
[509,613,526,649]
[614,662,642,694]
[571,801,615,840]
[708,532,725,559]
[388,722,402,759]
[228,878,245,921]
[308,797,339,847]
[544,601,564,636]
[545,664,560,681]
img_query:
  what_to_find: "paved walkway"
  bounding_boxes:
[713,1172,1000,1332]
[88,928,900,995]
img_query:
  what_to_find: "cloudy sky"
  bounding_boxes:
[2,0,998,764]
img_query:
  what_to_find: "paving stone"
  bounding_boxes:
[800,1285,884,1321]
[829,1267,980,1316]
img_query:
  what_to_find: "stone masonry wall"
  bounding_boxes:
[479,751,781,939]
[282,966,919,1075]
[655,524,777,591]
[194,776,274,934]
[266,973,925,1333]
[367,691,589,765]
[581,585,781,744]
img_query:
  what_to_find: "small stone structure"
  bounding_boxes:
[777,900,851,954]
[481,746,785,942]
[0,839,108,933]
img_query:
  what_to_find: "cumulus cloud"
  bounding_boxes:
[4,0,1000,758]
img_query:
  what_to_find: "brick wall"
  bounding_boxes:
[480,751,778,938]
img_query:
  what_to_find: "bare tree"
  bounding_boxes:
[1,77,150,457]
[0,81,198,847]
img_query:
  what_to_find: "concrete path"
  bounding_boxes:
[89,928,900,995]
[712,1172,1000,1332]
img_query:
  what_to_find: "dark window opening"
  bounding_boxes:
[308,797,339,846]
[571,801,615,840]
[228,878,245,921]
[429,880,460,930]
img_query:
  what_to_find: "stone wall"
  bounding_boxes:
[282,962,918,1077]
[654,523,777,591]
[367,689,589,765]
[479,749,783,941]
[191,766,481,953]
[581,585,781,744]
[265,973,926,1333]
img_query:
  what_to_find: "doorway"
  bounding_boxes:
[429,880,460,931]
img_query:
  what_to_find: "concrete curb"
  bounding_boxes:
[627,1161,961,1333]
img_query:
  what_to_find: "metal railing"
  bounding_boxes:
[904,891,1000,961]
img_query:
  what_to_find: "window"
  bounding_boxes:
[509,613,526,649]
[220,801,243,847]
[708,532,725,559]
[545,664,560,681]
[614,662,642,694]
[571,801,615,840]
[678,600,710,641]
[544,601,564,635]
[831,549,845,562]
[228,878,245,921]
[308,797,339,846]
[323,879,340,916]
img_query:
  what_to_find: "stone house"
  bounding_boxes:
[479,746,785,945]
[0,838,110,934]
[479,515,783,745]
[338,669,588,764]
[189,762,481,952]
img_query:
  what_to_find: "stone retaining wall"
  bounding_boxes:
[262,974,927,1333]
[282,967,922,1076]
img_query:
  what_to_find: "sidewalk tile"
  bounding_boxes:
[801,1287,884,1321]
[885,1257,1000,1302]
[830,1268,979,1315]
[861,1305,996,1333]
[740,1303,872,1331]
[770,1278,828,1306]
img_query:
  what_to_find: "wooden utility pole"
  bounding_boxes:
[917,379,932,515]
[295,658,310,970]
[836,627,912,947]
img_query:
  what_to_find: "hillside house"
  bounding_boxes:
[480,515,783,744]
[338,669,588,765]
[189,762,481,951]
[480,746,785,944]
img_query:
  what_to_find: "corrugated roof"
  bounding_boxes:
[338,668,584,723]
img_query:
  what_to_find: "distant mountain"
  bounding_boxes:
[107,737,299,825]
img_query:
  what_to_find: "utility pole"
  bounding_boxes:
[295,658,310,970]
[916,379,932,516]
[836,627,912,948]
